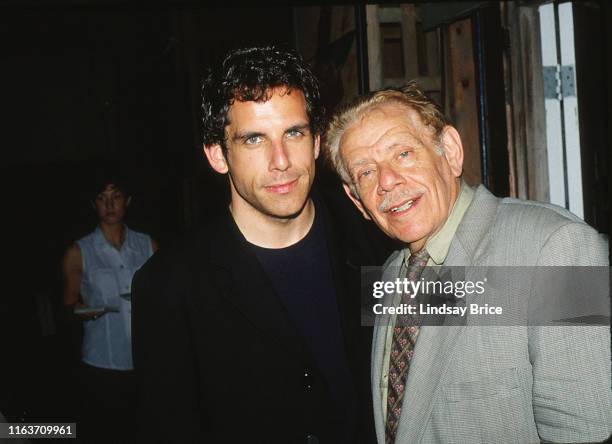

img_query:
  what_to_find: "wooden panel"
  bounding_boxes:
[381,23,404,79]
[443,18,482,186]
[519,6,550,203]
[366,5,383,91]
[400,4,419,80]
[423,28,441,76]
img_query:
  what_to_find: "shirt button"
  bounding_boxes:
[120,265,124,269]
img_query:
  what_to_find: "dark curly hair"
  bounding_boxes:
[200,45,324,149]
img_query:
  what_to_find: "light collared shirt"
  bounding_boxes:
[380,181,475,419]
[78,225,154,370]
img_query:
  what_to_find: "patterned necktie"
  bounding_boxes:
[385,248,430,444]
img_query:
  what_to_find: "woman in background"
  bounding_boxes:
[62,172,157,442]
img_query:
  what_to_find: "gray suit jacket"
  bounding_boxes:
[372,185,611,443]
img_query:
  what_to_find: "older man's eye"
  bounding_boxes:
[358,169,374,180]
[396,150,416,164]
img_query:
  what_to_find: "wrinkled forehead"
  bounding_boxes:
[341,102,434,151]
[362,102,431,134]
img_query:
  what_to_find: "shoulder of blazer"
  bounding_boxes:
[466,184,587,236]
[452,185,600,264]
[134,210,237,292]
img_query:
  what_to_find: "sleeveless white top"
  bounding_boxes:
[77,226,153,370]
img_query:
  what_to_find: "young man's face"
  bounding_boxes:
[93,184,130,225]
[339,104,463,252]
[205,87,320,220]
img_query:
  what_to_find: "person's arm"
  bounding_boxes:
[530,222,612,443]
[61,243,99,321]
[131,253,203,441]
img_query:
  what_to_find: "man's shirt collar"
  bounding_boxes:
[405,180,474,266]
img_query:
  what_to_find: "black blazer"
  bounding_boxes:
[132,200,376,444]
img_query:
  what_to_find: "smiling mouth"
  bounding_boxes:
[388,196,420,214]
[264,178,299,194]
[391,201,413,212]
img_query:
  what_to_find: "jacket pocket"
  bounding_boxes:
[443,368,520,402]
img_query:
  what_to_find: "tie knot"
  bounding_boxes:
[408,248,429,268]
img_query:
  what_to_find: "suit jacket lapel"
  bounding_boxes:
[389,186,502,443]
[317,196,358,369]
[371,312,390,444]
[371,241,474,442]
[393,239,471,443]
[449,185,499,264]
[371,250,405,443]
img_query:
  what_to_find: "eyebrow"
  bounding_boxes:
[285,123,310,133]
[232,130,264,142]
[231,122,311,143]
[347,143,408,171]
[348,158,370,171]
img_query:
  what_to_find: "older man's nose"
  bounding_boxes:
[378,164,404,193]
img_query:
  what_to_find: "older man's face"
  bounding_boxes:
[339,103,463,252]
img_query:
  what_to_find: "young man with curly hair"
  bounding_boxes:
[132,46,371,443]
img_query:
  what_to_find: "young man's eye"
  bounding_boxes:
[287,129,303,138]
[245,135,263,145]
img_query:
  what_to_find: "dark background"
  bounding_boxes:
[1,0,611,425]
[0,3,395,422]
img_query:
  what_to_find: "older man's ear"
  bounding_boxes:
[342,183,372,220]
[440,125,464,178]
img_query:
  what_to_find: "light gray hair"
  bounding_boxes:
[323,81,450,192]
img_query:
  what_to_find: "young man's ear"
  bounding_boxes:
[314,134,321,160]
[342,183,371,220]
[440,125,464,178]
[203,143,229,174]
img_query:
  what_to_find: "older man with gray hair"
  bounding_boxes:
[323,81,611,444]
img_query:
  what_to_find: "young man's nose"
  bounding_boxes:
[269,141,290,171]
